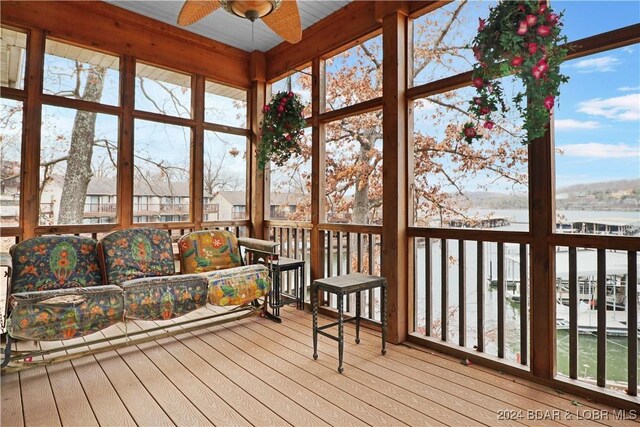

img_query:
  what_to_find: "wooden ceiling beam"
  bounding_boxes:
[1,0,251,88]
[266,1,444,82]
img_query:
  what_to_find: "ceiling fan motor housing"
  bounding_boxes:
[220,0,282,21]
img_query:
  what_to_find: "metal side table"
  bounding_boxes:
[268,257,305,316]
[311,273,387,373]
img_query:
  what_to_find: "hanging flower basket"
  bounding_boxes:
[461,0,569,144]
[257,91,306,170]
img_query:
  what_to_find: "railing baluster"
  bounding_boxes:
[425,238,432,337]
[458,239,465,347]
[346,232,352,312]
[497,242,505,359]
[327,230,333,278]
[336,231,342,276]
[286,227,291,258]
[627,250,638,397]
[597,248,606,387]
[477,241,484,352]
[519,243,528,366]
[569,246,578,379]
[368,233,374,318]
[279,227,284,257]
[441,238,448,342]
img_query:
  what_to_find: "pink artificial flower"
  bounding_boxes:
[532,66,543,79]
[486,83,494,93]
[511,56,524,67]
[544,96,555,110]
[537,25,551,37]
[483,121,495,130]
[472,77,485,88]
[538,4,548,15]
[527,42,538,55]
[480,106,491,115]
[526,14,538,27]
[288,91,294,97]
[517,21,529,35]
[518,4,526,13]
[277,105,285,113]
[473,97,483,105]
[463,126,477,138]
[537,58,549,73]
[262,104,270,113]
[478,18,486,31]
[546,13,559,26]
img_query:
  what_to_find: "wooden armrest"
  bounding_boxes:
[237,237,280,254]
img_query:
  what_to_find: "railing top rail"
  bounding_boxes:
[265,220,313,229]
[318,223,382,234]
[408,227,532,244]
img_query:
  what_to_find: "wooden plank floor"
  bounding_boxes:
[2,305,638,427]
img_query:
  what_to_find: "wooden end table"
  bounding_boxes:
[311,273,387,373]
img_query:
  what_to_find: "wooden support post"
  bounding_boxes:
[381,10,408,344]
[529,123,556,379]
[118,55,135,229]
[310,57,326,283]
[192,74,205,230]
[249,51,266,239]
[21,29,45,239]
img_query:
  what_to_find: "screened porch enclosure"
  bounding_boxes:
[1,0,639,416]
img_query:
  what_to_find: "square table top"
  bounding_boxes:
[312,272,386,294]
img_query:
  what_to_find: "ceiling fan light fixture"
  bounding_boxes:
[219,0,282,22]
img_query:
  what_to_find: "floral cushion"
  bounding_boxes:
[120,274,208,321]
[8,285,124,341]
[203,264,271,306]
[11,236,103,294]
[99,228,175,287]
[178,230,243,274]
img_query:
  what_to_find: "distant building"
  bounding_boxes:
[0,176,304,225]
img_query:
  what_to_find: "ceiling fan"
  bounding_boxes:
[177,0,302,44]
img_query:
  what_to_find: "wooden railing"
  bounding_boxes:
[410,231,531,367]
[555,245,638,396]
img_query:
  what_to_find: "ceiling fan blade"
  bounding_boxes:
[177,0,220,26]
[262,0,302,44]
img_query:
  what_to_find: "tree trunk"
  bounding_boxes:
[353,136,372,225]
[57,66,106,224]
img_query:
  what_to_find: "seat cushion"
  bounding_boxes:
[8,285,123,341]
[99,228,175,286]
[203,264,271,306]
[11,235,102,293]
[178,230,243,273]
[120,274,208,320]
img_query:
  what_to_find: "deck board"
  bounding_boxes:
[1,370,24,427]
[46,362,99,427]
[2,306,638,427]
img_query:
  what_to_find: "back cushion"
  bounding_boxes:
[11,235,102,294]
[178,230,242,274]
[99,228,175,286]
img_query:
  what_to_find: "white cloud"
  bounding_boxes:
[577,93,640,121]
[557,143,639,158]
[554,119,601,130]
[618,85,640,92]
[568,56,620,73]
[622,46,634,54]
